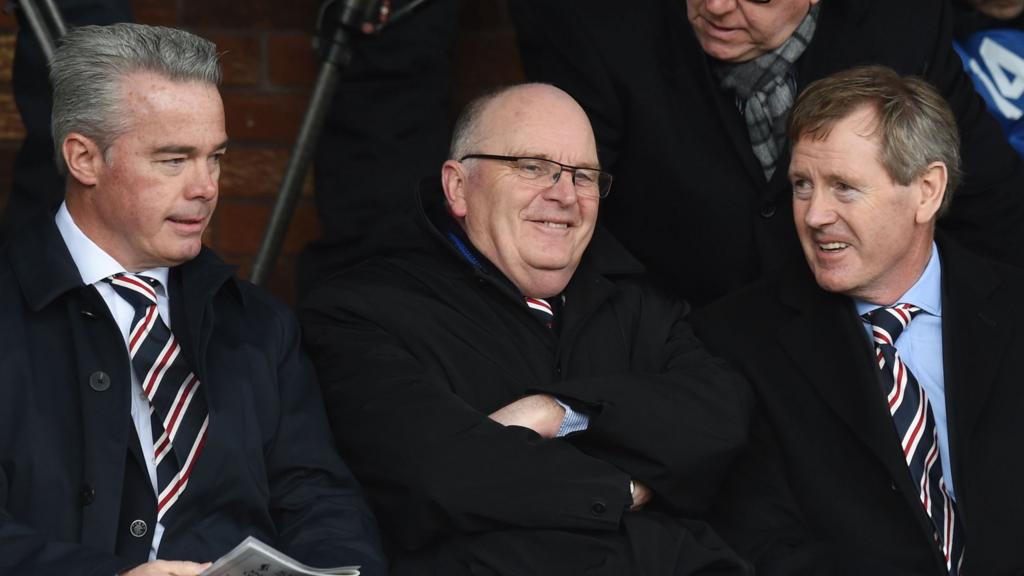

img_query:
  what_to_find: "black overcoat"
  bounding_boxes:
[692,238,1024,575]
[300,183,754,575]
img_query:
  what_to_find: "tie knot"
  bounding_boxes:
[104,273,160,311]
[862,303,921,345]
[525,297,555,329]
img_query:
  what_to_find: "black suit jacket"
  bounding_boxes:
[692,238,1024,575]
[512,0,1024,306]
[0,216,386,575]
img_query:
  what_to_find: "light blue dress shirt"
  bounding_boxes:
[854,242,955,500]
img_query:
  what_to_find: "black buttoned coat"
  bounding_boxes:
[0,216,386,575]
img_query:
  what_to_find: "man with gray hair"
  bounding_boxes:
[694,65,1024,574]
[0,23,385,576]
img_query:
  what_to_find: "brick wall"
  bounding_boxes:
[0,0,523,304]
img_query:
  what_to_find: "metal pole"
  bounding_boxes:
[249,0,429,286]
[250,24,353,286]
[38,0,67,36]
[18,0,59,61]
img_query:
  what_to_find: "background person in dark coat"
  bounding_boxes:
[511,0,1024,307]
[0,23,384,576]
[301,83,753,576]
[693,66,1024,575]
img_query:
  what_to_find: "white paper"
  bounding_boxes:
[200,536,360,576]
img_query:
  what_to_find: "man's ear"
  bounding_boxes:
[62,133,104,187]
[441,159,469,218]
[915,161,947,224]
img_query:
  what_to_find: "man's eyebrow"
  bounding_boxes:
[510,151,602,170]
[153,140,230,155]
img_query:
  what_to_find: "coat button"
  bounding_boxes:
[759,203,776,218]
[89,371,111,392]
[130,519,148,538]
[590,501,607,515]
[80,483,95,506]
[890,481,899,493]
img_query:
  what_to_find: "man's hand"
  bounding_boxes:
[630,479,652,510]
[489,393,566,439]
[121,560,212,576]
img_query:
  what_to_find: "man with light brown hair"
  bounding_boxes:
[694,65,1024,575]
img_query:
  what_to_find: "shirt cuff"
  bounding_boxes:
[554,397,590,437]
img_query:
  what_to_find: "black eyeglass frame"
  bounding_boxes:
[459,153,613,199]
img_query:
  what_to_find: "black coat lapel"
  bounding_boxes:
[937,239,1008,525]
[776,268,933,522]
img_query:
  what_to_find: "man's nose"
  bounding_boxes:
[187,161,218,200]
[802,192,838,228]
[543,167,580,204]
[704,0,739,16]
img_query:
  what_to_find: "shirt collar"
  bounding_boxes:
[854,242,942,318]
[55,202,170,291]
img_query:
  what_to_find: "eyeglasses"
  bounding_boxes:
[460,153,613,199]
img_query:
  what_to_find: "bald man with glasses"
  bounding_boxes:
[300,83,753,576]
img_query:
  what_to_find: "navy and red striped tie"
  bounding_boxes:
[525,297,555,329]
[863,303,964,574]
[106,273,208,522]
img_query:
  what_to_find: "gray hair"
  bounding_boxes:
[788,65,961,215]
[50,23,222,174]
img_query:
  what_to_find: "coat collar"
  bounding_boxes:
[414,178,646,340]
[8,210,241,313]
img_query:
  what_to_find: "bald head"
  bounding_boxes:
[449,83,597,164]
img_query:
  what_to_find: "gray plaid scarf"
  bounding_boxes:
[715,4,820,181]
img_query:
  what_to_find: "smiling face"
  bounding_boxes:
[789,106,942,305]
[66,72,228,272]
[442,85,600,298]
[685,0,819,63]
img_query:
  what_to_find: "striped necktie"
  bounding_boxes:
[863,303,964,574]
[525,297,555,329]
[105,273,209,522]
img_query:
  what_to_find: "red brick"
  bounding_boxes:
[0,92,25,140]
[181,0,319,31]
[219,146,314,200]
[205,32,262,87]
[212,198,320,256]
[267,33,317,87]
[222,90,310,143]
[131,0,179,26]
[0,5,16,30]
[0,143,18,213]
[0,32,13,84]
